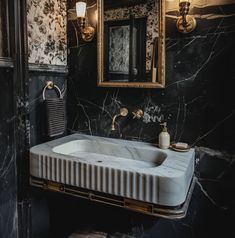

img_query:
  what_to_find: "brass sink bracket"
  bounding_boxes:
[30,176,197,219]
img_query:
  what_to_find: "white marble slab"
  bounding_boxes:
[30,133,195,206]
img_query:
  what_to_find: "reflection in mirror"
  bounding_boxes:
[98,0,165,88]
[104,17,146,82]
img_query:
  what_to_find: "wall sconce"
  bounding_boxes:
[76,1,95,42]
[176,0,196,33]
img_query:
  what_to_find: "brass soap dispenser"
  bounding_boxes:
[159,122,170,149]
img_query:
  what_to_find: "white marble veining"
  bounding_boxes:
[30,133,195,206]
[53,139,167,169]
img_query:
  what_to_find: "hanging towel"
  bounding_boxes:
[42,83,66,137]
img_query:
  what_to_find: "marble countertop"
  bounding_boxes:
[30,133,195,206]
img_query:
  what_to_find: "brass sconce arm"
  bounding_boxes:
[176,1,196,34]
[179,1,190,28]
[77,16,86,29]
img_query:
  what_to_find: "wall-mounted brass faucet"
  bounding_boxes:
[132,109,144,119]
[111,108,128,131]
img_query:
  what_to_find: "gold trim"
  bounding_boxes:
[46,81,54,90]
[111,107,129,131]
[124,199,153,213]
[132,109,144,119]
[81,26,95,42]
[30,176,197,219]
[97,0,166,88]
[176,15,197,34]
[43,181,64,192]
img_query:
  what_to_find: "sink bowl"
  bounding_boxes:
[53,139,167,169]
[30,133,195,207]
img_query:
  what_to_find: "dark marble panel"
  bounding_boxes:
[0,68,18,238]
[59,1,235,238]
[29,67,67,146]
[67,2,235,152]
[27,1,235,238]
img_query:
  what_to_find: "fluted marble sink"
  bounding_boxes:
[30,133,195,207]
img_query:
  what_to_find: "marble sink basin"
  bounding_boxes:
[30,133,195,207]
[53,139,167,170]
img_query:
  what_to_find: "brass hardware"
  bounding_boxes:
[111,107,128,131]
[76,1,95,42]
[120,107,129,117]
[43,181,64,192]
[124,199,153,213]
[81,26,95,42]
[77,17,95,42]
[97,0,166,88]
[30,176,197,219]
[132,109,144,119]
[46,81,54,90]
[42,81,62,100]
[176,15,196,34]
[176,1,196,34]
[77,17,86,29]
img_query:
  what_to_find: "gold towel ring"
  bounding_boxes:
[42,81,62,100]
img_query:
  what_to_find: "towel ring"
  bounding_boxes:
[42,81,62,100]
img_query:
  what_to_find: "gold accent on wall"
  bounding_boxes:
[124,199,153,213]
[111,107,128,131]
[44,181,64,192]
[97,0,166,88]
[176,15,197,33]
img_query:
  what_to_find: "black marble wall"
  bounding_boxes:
[0,68,18,238]
[20,1,235,237]
[58,1,235,238]
[67,1,235,152]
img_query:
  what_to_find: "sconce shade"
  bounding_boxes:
[76,2,87,18]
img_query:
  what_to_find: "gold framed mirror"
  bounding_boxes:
[97,0,165,88]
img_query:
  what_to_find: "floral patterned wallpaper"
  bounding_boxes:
[27,0,67,65]
[104,0,158,72]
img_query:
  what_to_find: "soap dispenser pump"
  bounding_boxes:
[159,122,170,149]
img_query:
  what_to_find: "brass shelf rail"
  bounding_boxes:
[30,176,196,219]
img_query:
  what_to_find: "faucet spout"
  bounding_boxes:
[111,108,128,131]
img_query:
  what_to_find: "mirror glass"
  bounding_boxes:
[97,0,165,88]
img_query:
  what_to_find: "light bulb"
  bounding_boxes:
[76,2,87,18]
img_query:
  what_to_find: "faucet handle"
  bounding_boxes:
[132,109,144,119]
